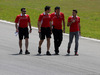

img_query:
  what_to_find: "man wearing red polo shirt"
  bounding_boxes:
[38,6,52,55]
[67,10,81,56]
[15,8,32,54]
[50,6,65,55]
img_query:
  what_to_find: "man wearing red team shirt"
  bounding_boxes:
[67,10,81,56]
[38,6,52,55]
[15,8,32,54]
[51,6,65,55]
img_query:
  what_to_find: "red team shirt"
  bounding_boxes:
[38,13,51,28]
[68,16,80,32]
[50,12,65,30]
[15,14,30,28]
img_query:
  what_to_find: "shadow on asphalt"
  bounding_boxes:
[63,54,79,56]
[33,54,52,56]
[10,54,79,56]
[10,54,26,55]
[33,54,78,56]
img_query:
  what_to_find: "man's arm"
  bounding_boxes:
[63,20,65,33]
[50,21,52,34]
[49,14,53,34]
[15,23,18,32]
[38,21,41,33]
[67,20,75,27]
[15,16,19,32]
[67,22,72,27]
[29,22,32,33]
[79,23,81,35]
[62,14,65,33]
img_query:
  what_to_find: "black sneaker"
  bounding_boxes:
[46,51,51,55]
[38,47,41,54]
[75,52,79,56]
[55,50,59,55]
[19,49,22,54]
[25,50,30,54]
[55,52,59,55]
[55,51,59,55]
[67,49,70,54]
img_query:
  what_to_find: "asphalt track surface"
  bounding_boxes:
[0,21,100,75]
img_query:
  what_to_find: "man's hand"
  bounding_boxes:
[63,29,65,33]
[79,32,81,36]
[72,20,75,23]
[30,29,32,33]
[51,30,52,34]
[38,29,41,33]
[16,29,18,32]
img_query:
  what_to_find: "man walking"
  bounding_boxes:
[38,6,52,55]
[67,10,81,56]
[15,8,32,54]
[50,6,65,55]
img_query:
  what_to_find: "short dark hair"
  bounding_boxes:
[55,6,60,11]
[45,6,51,11]
[21,8,26,11]
[73,10,78,13]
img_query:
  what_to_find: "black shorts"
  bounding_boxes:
[18,27,29,40]
[39,27,51,40]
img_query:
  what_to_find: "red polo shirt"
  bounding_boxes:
[50,12,65,29]
[15,14,30,28]
[68,16,80,32]
[38,13,51,28]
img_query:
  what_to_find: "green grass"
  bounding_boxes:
[0,0,100,39]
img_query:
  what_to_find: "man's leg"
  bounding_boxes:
[19,39,22,54]
[67,32,74,53]
[25,38,28,50]
[47,38,50,51]
[53,29,59,53]
[75,31,79,53]
[56,30,63,54]
[25,38,30,54]
[45,27,51,55]
[38,39,44,54]
[46,38,51,55]
[38,27,45,54]
[18,27,23,54]
[19,40,22,50]
[54,38,58,52]
[39,40,44,48]
[58,30,63,48]
[24,28,30,54]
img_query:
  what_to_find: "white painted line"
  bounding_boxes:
[0,20,15,25]
[0,19,100,42]
[32,27,38,30]
[0,20,38,29]
[80,37,100,42]
[64,33,100,42]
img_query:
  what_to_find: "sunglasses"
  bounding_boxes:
[22,11,26,12]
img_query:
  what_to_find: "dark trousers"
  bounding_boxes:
[53,29,63,53]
